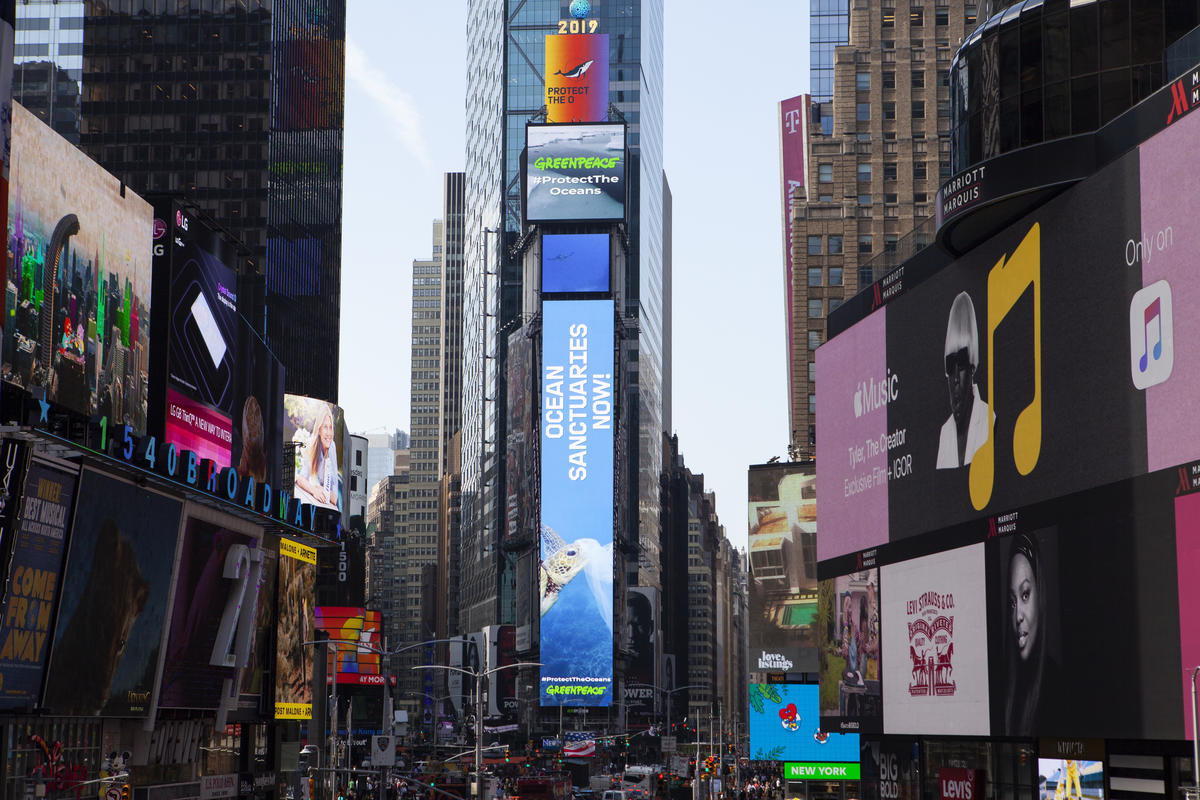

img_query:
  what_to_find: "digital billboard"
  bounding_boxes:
[506,329,537,545]
[748,463,818,674]
[880,544,989,736]
[748,682,858,764]
[42,469,183,717]
[4,103,154,433]
[544,34,609,124]
[526,123,625,223]
[313,606,382,685]
[285,394,345,512]
[780,93,810,423]
[542,233,609,294]
[274,535,317,719]
[157,509,263,710]
[625,587,658,717]
[1037,759,1104,800]
[539,299,614,706]
[818,568,880,733]
[860,738,920,800]
[0,460,76,710]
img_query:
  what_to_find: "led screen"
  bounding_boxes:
[42,469,183,717]
[542,233,609,294]
[624,587,658,717]
[818,568,880,733]
[1037,760,1104,800]
[0,460,76,710]
[4,103,154,433]
[526,124,625,223]
[284,395,345,512]
[314,606,382,685]
[748,683,858,763]
[157,512,263,710]
[539,299,614,706]
[505,330,537,545]
[544,34,609,124]
[274,536,316,719]
[748,463,818,674]
[881,544,989,736]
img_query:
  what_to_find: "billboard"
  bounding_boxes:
[748,682,858,764]
[274,535,317,719]
[780,93,810,427]
[313,606,383,685]
[1037,760,1104,800]
[818,568,880,733]
[271,40,346,132]
[539,299,614,706]
[4,103,154,433]
[542,233,610,294]
[506,329,537,545]
[748,463,818,674]
[625,587,658,717]
[42,469,183,717]
[285,394,345,512]
[860,738,920,800]
[157,510,264,710]
[526,123,625,223]
[232,324,286,491]
[0,460,76,710]
[880,544,989,736]
[544,34,609,124]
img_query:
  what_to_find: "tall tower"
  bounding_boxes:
[461,0,667,635]
[787,0,979,458]
[13,0,346,402]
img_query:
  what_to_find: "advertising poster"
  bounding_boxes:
[0,460,75,710]
[748,463,818,674]
[158,512,263,710]
[542,233,610,294]
[748,683,858,764]
[818,568,881,733]
[780,93,809,418]
[271,39,346,132]
[881,544,989,735]
[285,394,345,512]
[4,103,154,433]
[1037,759,1104,800]
[526,123,625,223]
[986,472,1180,740]
[506,330,537,546]
[42,470,182,717]
[625,587,658,717]
[239,542,277,700]
[545,34,609,124]
[860,738,920,800]
[539,299,614,706]
[313,606,382,685]
[274,536,316,719]
[231,321,285,494]
[818,147,1147,553]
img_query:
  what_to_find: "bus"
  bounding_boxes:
[622,766,660,799]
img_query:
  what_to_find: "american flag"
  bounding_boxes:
[563,731,596,757]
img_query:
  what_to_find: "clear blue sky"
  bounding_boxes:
[338,1,810,549]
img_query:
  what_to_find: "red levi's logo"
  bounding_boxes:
[938,769,979,800]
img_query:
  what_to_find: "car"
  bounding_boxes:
[602,791,628,800]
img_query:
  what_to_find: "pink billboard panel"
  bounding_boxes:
[815,307,889,560]
[1176,490,1200,739]
[781,94,809,423]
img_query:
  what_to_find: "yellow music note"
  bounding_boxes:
[969,223,1042,510]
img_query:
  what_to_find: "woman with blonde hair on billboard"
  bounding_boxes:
[295,406,339,510]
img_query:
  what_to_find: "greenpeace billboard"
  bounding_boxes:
[526,123,625,223]
[539,299,614,706]
[545,34,609,124]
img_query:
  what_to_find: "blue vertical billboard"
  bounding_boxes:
[539,299,614,706]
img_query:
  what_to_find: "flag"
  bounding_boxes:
[563,731,596,757]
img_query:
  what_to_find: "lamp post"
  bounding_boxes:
[403,691,455,762]
[417,661,542,800]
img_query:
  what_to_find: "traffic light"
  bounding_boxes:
[121,786,131,800]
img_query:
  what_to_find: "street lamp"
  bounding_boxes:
[403,691,456,761]
[416,661,542,800]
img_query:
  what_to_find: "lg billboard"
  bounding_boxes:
[539,299,614,706]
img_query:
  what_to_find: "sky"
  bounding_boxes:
[338,0,811,551]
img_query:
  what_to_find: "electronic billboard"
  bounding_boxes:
[539,299,614,706]
[545,34,609,124]
[818,567,880,733]
[506,329,537,546]
[542,233,610,294]
[526,124,625,224]
[274,535,317,719]
[314,606,383,685]
[4,103,154,433]
[748,683,859,770]
[285,395,345,512]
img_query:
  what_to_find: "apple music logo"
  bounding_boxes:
[1130,280,1174,390]
[853,370,899,418]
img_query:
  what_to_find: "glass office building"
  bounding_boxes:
[462,0,668,631]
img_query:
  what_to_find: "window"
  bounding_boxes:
[819,193,834,203]
[914,191,928,203]
[808,362,817,382]
[858,193,872,206]
[808,331,822,350]
[829,297,845,313]
[808,268,823,287]
[884,101,896,120]
[807,235,823,255]
[883,71,896,89]
[818,163,834,182]
[857,163,872,182]
[829,267,844,286]
[809,394,817,414]
[882,9,895,27]
[857,102,871,121]
[885,193,898,204]
[808,299,823,318]
[356,451,363,466]
[884,163,898,180]
[829,235,844,254]
[856,72,870,90]
[910,6,924,26]
[936,7,948,25]
[885,235,899,253]
[913,100,925,118]
[912,70,925,88]
[859,235,874,253]
[966,4,977,25]
[913,161,928,179]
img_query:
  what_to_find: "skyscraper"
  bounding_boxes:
[13,0,346,402]
[462,0,667,635]
[787,0,978,458]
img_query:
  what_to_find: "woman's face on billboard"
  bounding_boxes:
[1009,551,1039,661]
[320,412,334,449]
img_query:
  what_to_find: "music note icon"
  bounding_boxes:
[1130,280,1174,390]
